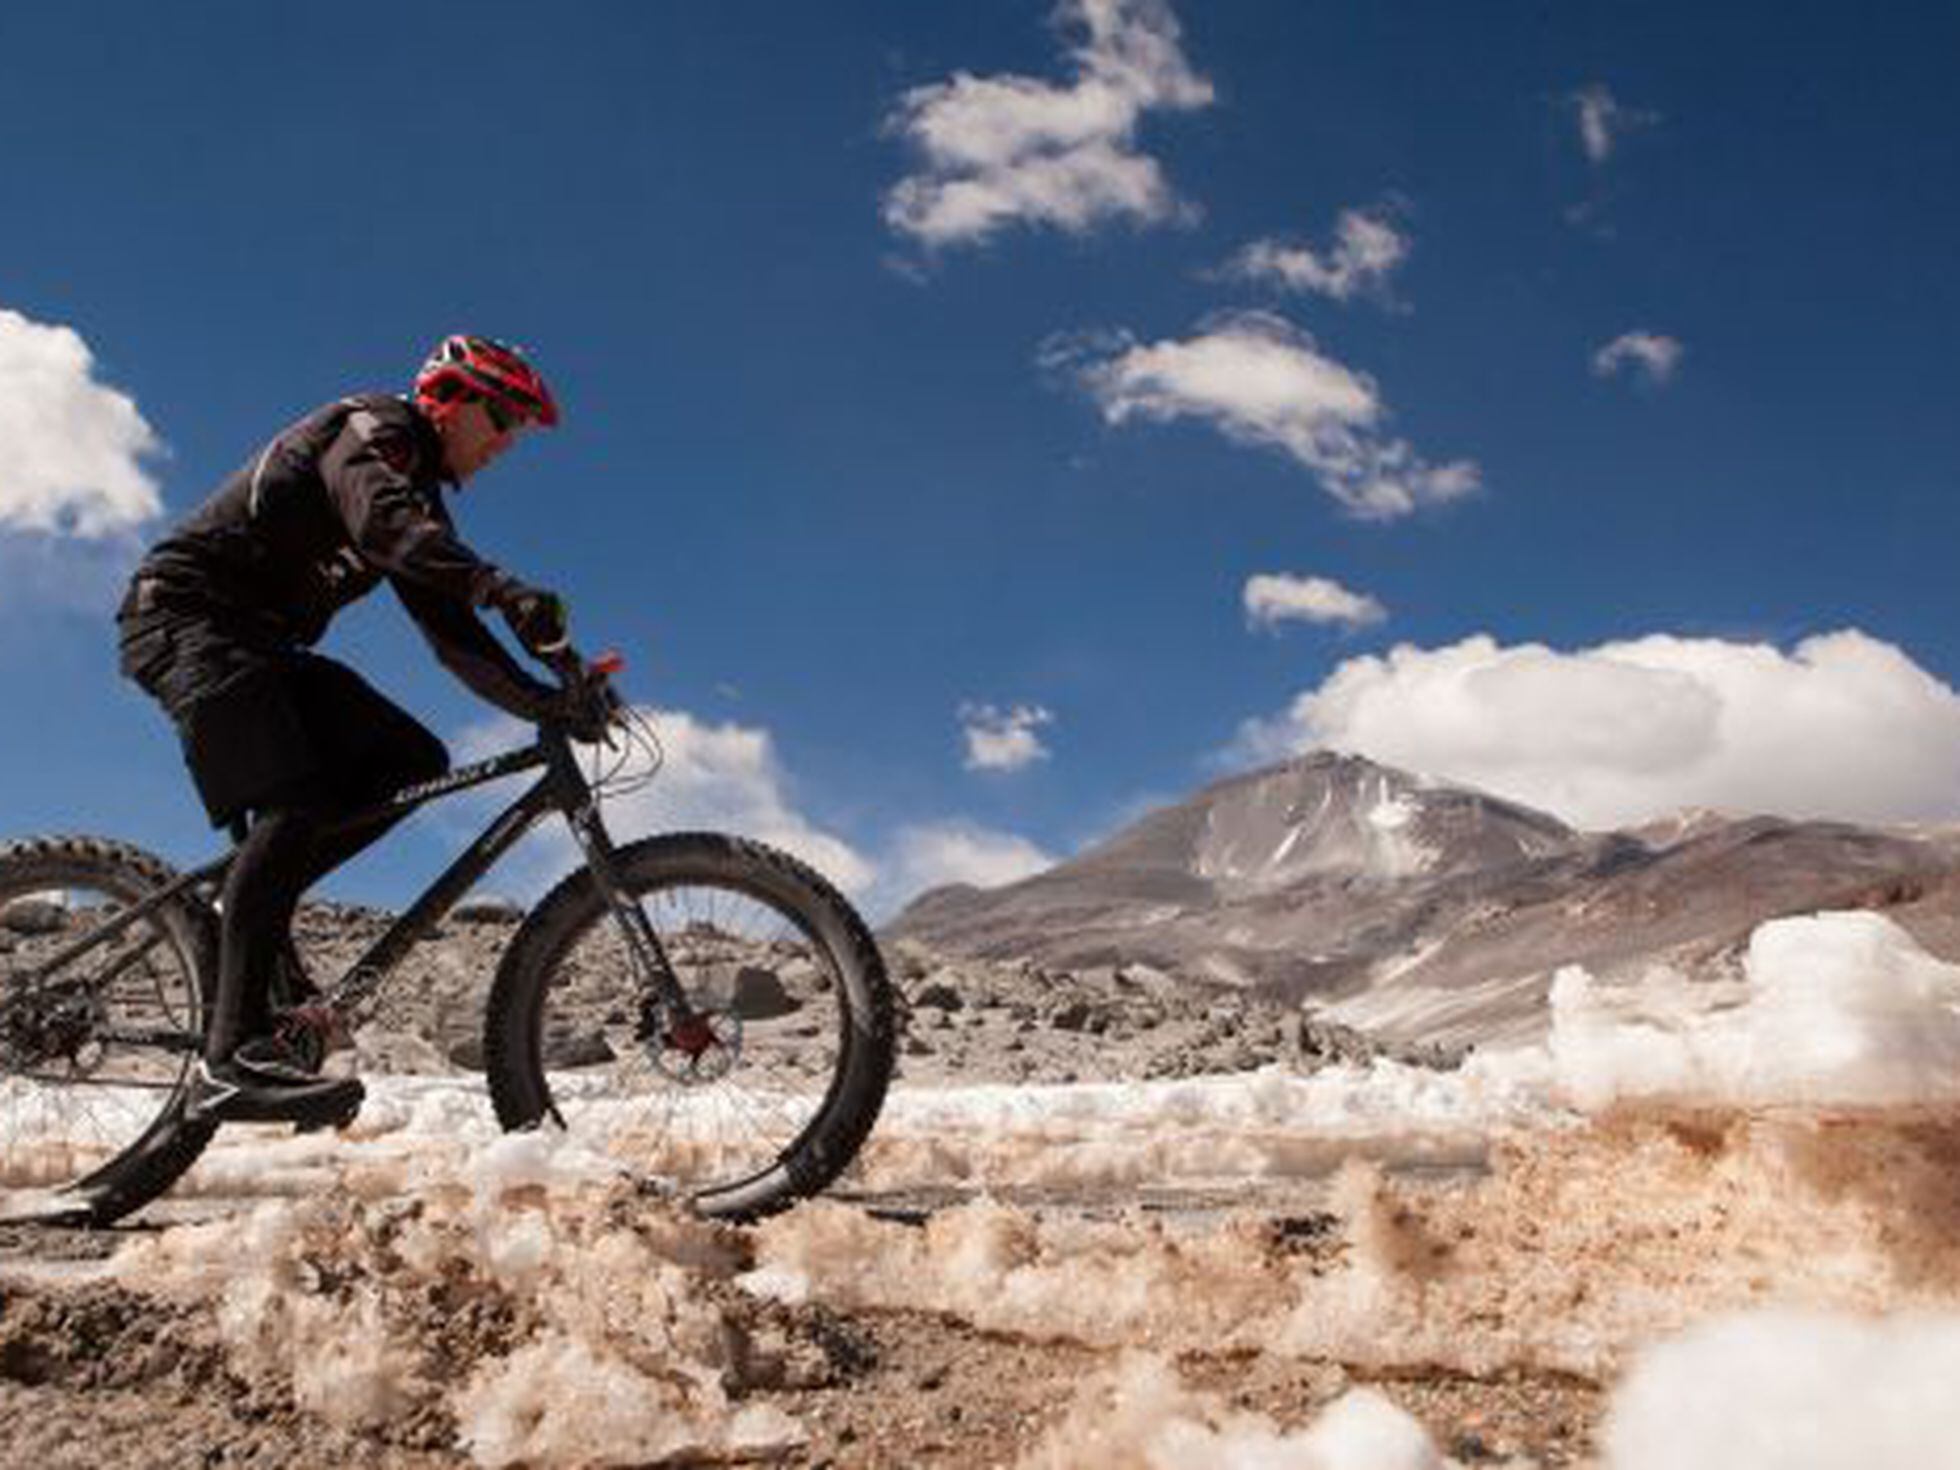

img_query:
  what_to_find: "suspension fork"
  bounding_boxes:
[560,796,695,1025]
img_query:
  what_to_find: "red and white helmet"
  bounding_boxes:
[414,334,559,427]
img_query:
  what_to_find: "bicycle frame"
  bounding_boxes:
[22,724,686,1034]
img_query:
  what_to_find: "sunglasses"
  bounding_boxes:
[481,396,528,434]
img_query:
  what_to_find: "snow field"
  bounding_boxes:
[1603,1310,1960,1469]
[7,907,1960,1463]
[116,1131,800,1466]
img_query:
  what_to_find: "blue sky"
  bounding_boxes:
[4,1,1959,917]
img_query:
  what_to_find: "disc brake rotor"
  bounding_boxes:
[648,1001,743,1084]
[1,987,105,1073]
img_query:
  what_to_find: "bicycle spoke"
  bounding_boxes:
[1,865,200,1199]
[532,873,861,1196]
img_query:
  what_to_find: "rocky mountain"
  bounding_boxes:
[886,751,1960,1047]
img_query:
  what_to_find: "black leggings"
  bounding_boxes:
[191,657,449,1061]
[121,628,450,1059]
[209,799,416,1060]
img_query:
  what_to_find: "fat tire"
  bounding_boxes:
[483,832,895,1221]
[0,836,218,1226]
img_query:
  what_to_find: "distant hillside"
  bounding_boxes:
[886,751,1960,1046]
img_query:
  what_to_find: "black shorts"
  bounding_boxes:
[119,617,448,828]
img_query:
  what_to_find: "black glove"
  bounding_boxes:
[489,576,570,658]
[546,672,622,745]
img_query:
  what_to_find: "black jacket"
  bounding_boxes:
[119,394,552,717]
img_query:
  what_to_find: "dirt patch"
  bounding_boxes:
[0,1278,1603,1469]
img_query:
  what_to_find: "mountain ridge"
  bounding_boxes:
[886,750,1960,1045]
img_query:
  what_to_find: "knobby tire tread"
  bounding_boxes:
[0,835,218,1226]
[482,831,896,1221]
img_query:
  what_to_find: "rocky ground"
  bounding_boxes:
[0,1286,1603,1470]
[0,1203,1604,1469]
[0,901,1593,1467]
[287,900,1464,1086]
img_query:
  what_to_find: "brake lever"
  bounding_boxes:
[550,647,629,749]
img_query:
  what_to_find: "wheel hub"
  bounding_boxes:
[648,1002,742,1084]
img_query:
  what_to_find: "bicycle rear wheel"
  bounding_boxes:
[484,832,895,1220]
[0,837,216,1225]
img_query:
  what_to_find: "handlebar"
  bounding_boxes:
[541,647,630,745]
[547,646,626,688]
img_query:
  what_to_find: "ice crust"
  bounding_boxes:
[13,911,1952,1207]
[8,908,1960,1462]
[1603,1309,1960,1469]
[1023,1354,1449,1469]
[1551,909,1960,1109]
[113,1131,796,1467]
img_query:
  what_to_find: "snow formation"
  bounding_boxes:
[5,907,1960,1463]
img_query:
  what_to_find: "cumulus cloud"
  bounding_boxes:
[961,702,1055,772]
[1244,573,1386,633]
[883,820,1057,904]
[1570,83,1659,165]
[1222,205,1411,303]
[1236,630,1960,830]
[0,306,162,539]
[453,706,875,900]
[882,0,1213,248]
[448,707,1056,923]
[1053,310,1478,519]
[1593,330,1685,386]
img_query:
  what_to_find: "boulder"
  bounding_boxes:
[354,1025,450,1075]
[913,977,965,1012]
[733,965,802,1021]
[446,1036,486,1071]
[451,896,524,925]
[2,897,69,936]
[1050,999,1113,1034]
[542,1028,617,1069]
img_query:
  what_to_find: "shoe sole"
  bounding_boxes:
[187,1079,366,1129]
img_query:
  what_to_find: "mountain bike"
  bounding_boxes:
[0,650,895,1227]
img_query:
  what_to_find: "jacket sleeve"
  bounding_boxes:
[319,408,508,608]
[393,578,560,720]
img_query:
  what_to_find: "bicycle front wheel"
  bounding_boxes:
[483,832,895,1220]
[0,836,216,1225]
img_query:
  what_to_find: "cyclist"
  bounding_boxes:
[115,335,604,1125]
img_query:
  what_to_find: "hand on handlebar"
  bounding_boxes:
[543,648,625,745]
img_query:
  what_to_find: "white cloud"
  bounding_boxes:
[883,820,1057,904]
[447,706,1061,924]
[1224,206,1411,303]
[1244,573,1387,633]
[882,0,1213,248]
[1593,330,1685,386]
[1237,629,1960,830]
[1571,83,1658,165]
[1056,310,1479,519]
[961,702,1055,772]
[452,706,875,900]
[0,306,162,538]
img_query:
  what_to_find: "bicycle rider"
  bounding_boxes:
[115,336,608,1125]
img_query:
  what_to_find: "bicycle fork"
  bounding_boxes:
[560,802,713,1065]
